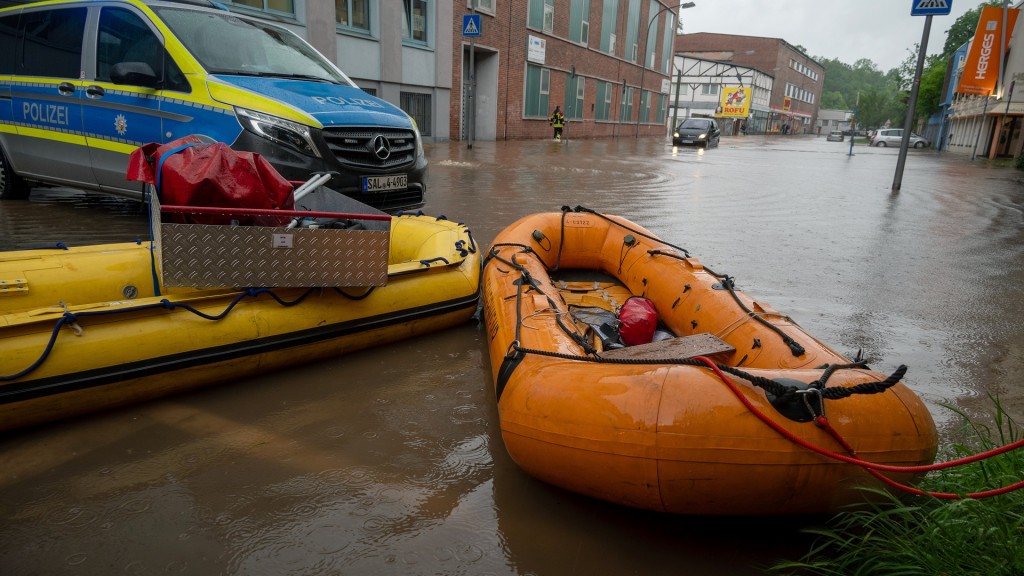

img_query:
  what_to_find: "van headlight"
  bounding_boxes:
[235,107,321,158]
[410,116,425,160]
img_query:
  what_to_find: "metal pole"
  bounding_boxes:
[989,1,1010,159]
[848,92,859,156]
[467,0,476,149]
[671,63,681,133]
[892,14,931,191]
[971,91,991,161]
[998,1,1008,99]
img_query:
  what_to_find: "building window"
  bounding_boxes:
[600,0,617,55]
[361,87,377,96]
[596,81,612,120]
[403,0,428,44]
[701,84,718,96]
[528,0,554,32]
[640,90,651,123]
[620,86,634,122]
[525,64,550,117]
[565,74,584,119]
[476,0,495,13]
[226,0,293,14]
[570,0,590,45]
[625,0,640,63]
[336,0,369,31]
[401,92,432,136]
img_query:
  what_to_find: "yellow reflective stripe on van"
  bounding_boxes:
[12,126,87,146]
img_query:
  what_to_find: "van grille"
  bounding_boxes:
[321,127,417,170]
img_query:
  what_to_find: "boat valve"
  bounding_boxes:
[623,234,636,246]
[531,230,551,250]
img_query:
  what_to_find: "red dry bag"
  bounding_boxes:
[619,296,658,346]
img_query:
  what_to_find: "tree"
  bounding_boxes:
[915,55,947,121]
[821,91,848,109]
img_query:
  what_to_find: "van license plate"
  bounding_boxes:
[361,174,407,193]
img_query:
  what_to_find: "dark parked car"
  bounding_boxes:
[672,118,721,148]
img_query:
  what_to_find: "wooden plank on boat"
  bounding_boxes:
[597,333,734,361]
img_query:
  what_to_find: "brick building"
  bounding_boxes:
[676,33,824,134]
[453,0,680,141]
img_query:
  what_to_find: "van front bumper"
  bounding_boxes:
[232,131,427,213]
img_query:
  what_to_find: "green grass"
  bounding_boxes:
[769,398,1024,576]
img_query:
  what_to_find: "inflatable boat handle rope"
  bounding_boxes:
[486,244,1024,499]
[562,205,806,357]
[0,284,382,383]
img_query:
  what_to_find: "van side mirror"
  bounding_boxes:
[110,62,160,89]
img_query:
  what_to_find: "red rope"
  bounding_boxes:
[693,356,1024,500]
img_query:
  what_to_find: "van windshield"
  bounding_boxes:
[154,7,353,85]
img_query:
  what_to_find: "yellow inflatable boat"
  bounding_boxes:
[0,214,481,431]
[482,207,938,515]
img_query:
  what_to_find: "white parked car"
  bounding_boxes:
[869,129,930,148]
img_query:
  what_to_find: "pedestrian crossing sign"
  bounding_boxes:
[463,14,482,37]
[911,0,952,16]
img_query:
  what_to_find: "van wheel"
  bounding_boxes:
[0,146,31,200]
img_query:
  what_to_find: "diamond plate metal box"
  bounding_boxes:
[151,193,390,288]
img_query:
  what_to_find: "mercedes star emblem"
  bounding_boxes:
[370,135,392,160]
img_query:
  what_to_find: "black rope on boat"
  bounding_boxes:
[646,249,806,357]
[334,287,375,300]
[570,205,691,258]
[417,255,450,266]
[571,205,805,356]
[502,341,907,403]
[0,287,317,382]
[555,207,570,271]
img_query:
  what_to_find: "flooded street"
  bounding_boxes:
[1,135,1022,574]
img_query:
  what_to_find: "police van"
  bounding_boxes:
[0,0,426,211]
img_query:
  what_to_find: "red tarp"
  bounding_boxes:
[127,135,294,225]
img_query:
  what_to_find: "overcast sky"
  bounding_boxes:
[681,0,990,72]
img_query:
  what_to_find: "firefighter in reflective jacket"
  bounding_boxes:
[549,106,565,140]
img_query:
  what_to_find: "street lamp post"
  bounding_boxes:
[635,1,694,137]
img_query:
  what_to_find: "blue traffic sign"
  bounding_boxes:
[463,14,482,37]
[911,0,952,16]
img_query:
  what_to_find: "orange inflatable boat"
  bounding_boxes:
[482,207,938,515]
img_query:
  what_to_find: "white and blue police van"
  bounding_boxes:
[0,0,426,211]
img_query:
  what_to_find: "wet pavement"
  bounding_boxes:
[1,135,1022,574]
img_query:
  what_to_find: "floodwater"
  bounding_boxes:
[1,135,1022,574]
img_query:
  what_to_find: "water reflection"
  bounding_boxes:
[1,136,1022,574]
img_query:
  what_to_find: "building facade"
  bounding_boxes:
[452,0,681,141]
[667,55,773,135]
[816,109,854,135]
[675,32,823,134]
[945,2,1024,159]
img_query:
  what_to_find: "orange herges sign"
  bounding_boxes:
[957,6,1020,95]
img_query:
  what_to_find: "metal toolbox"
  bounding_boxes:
[151,187,391,288]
